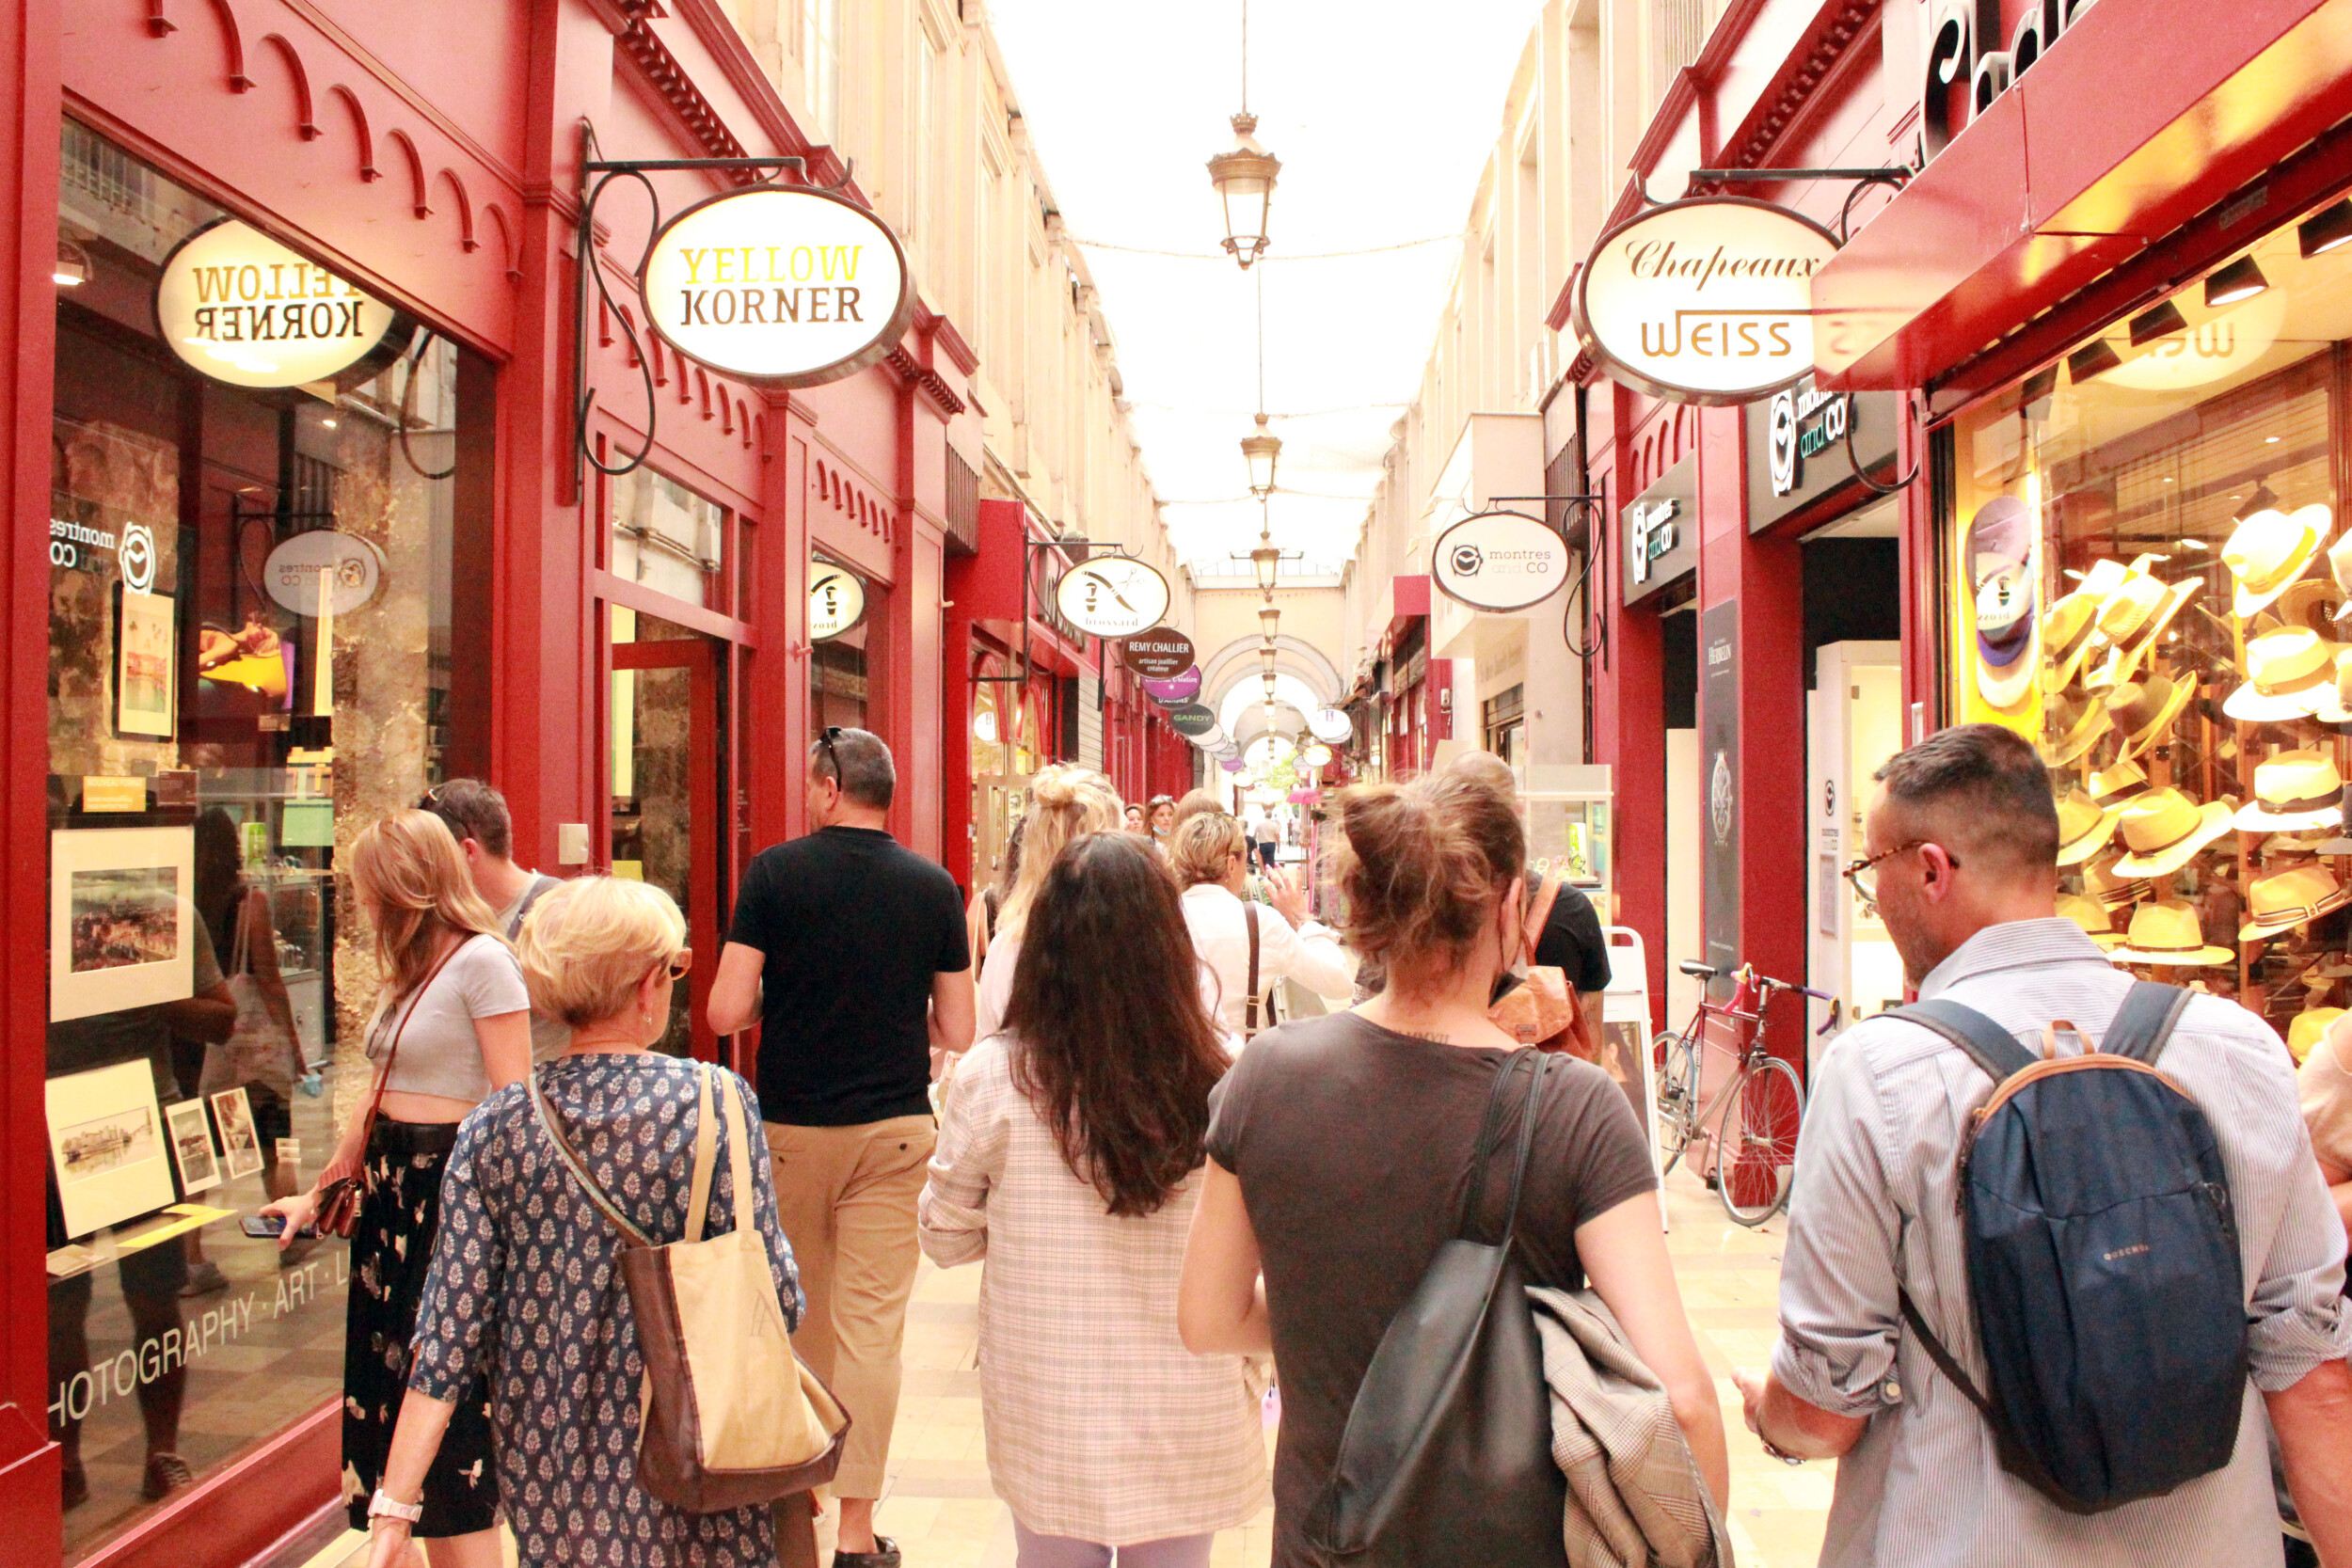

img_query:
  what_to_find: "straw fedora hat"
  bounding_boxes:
[2113,787,2235,877]
[2039,695,2112,768]
[2042,560,2127,691]
[2105,674,2197,761]
[2093,555,2172,642]
[2055,785,2123,866]
[2278,577,2347,633]
[2224,626,2338,721]
[2096,579,2203,691]
[2238,863,2352,942]
[2315,649,2352,726]
[2224,504,2330,618]
[2082,848,2155,910]
[2089,758,2150,804]
[2289,1006,2345,1065]
[2057,892,2125,949]
[2107,897,2235,966]
[2233,749,2345,832]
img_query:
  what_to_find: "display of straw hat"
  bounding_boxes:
[2042,561,2127,692]
[2223,504,2330,618]
[2055,785,2123,866]
[2278,577,2347,633]
[2039,694,2112,768]
[2089,758,2150,804]
[2106,898,2236,966]
[2233,749,2345,832]
[2289,1007,2345,1065]
[2082,848,2155,910]
[2224,626,2338,721]
[2105,674,2198,761]
[2092,578,2202,690]
[2314,650,2352,726]
[2057,892,2125,949]
[2238,863,2352,942]
[2094,555,2174,644]
[2112,786,2236,878]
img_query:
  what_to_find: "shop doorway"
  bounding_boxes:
[610,607,726,1060]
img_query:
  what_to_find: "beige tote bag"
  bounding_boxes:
[532,1060,849,1512]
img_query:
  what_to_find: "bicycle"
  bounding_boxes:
[1652,961,1835,1226]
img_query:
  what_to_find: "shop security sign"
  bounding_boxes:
[1570,197,1839,405]
[1431,510,1571,612]
[640,185,917,387]
[155,220,397,388]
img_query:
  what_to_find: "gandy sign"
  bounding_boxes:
[1571,197,1839,405]
[640,185,916,386]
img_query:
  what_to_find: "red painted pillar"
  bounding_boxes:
[0,0,61,1551]
[755,393,814,852]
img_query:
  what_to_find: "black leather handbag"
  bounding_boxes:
[1304,1049,1568,1566]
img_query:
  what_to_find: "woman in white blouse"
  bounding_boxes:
[920,831,1265,1568]
[1168,812,1354,1041]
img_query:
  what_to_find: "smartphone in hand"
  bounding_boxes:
[241,1214,316,1240]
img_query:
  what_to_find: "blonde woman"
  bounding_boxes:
[264,811,530,1567]
[976,766,1122,1041]
[1168,812,1353,1043]
[362,877,802,1568]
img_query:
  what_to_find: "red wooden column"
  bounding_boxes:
[0,0,60,1552]
[754,391,814,853]
[1694,406,1807,1066]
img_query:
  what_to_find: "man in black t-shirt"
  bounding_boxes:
[708,727,972,1568]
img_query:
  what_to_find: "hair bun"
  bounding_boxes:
[1030,767,1082,810]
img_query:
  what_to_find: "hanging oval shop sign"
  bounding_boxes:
[155,219,399,388]
[1308,705,1353,744]
[1120,626,1196,680]
[808,562,866,641]
[1054,555,1171,640]
[1571,197,1840,405]
[1431,510,1572,612]
[262,531,385,618]
[640,185,916,387]
[1167,702,1220,739]
[1142,666,1204,705]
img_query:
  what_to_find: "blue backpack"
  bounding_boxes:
[1892,980,2249,1513]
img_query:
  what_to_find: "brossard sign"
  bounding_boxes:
[1571,197,1840,405]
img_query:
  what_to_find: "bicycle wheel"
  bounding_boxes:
[1717,1054,1804,1226]
[1654,1028,1701,1175]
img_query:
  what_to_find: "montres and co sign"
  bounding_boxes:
[641,185,915,387]
[1571,198,1839,405]
[155,220,398,388]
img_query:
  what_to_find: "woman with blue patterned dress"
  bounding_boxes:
[359,876,803,1568]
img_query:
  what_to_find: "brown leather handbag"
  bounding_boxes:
[314,941,464,1238]
[532,1059,848,1512]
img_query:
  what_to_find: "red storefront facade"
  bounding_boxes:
[0,1,972,1561]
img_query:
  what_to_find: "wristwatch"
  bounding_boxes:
[368,1489,423,1525]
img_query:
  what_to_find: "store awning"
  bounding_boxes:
[1812,0,2352,392]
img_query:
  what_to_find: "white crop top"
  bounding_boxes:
[364,933,532,1102]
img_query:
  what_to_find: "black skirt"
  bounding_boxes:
[342,1117,499,1537]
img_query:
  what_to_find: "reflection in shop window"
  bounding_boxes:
[610,466,724,608]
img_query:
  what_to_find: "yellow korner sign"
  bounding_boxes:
[640,185,914,387]
[154,219,396,388]
[1571,197,1839,406]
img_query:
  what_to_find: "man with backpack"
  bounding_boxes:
[418,777,568,1060]
[1734,724,2352,1566]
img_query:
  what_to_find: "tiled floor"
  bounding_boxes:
[300,1164,1831,1568]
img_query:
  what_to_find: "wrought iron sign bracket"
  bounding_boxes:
[1676,166,1915,244]
[570,119,857,496]
[1489,493,1611,663]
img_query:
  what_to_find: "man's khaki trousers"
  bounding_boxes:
[764,1115,937,1499]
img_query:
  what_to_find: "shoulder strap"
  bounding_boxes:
[229,890,255,976]
[354,938,467,1157]
[1458,1050,1550,1243]
[506,874,559,941]
[1523,871,1563,966]
[1892,998,2039,1084]
[1245,901,1262,1037]
[2101,980,2194,1065]
[682,1063,719,1244]
[531,1067,656,1248]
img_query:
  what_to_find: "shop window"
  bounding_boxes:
[1950,200,2352,1034]
[1484,683,1527,768]
[610,465,723,608]
[809,554,879,737]
[47,122,488,1556]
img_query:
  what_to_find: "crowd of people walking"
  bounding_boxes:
[227,720,2352,1568]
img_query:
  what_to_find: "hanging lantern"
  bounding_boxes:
[1259,644,1279,678]
[1259,604,1279,641]
[1207,114,1280,270]
[1251,543,1280,593]
[1262,672,1279,703]
[1242,413,1281,497]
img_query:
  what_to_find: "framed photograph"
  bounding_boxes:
[209,1086,265,1181]
[45,1060,176,1239]
[50,826,196,1022]
[164,1098,220,1196]
[115,587,176,738]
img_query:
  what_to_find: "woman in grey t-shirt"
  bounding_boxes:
[265,810,529,1567]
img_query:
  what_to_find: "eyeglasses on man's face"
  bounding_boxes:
[1841,838,1959,911]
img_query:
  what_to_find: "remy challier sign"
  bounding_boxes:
[640,186,916,387]
[1571,197,1839,405]
[155,220,397,388]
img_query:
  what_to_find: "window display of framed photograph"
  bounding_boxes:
[164,1097,220,1195]
[115,586,175,738]
[45,1059,175,1238]
[49,825,196,1022]
[208,1085,264,1181]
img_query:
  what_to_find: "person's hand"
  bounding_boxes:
[1263,866,1309,929]
[260,1187,323,1251]
[365,1517,415,1568]
[1732,1368,1769,1435]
